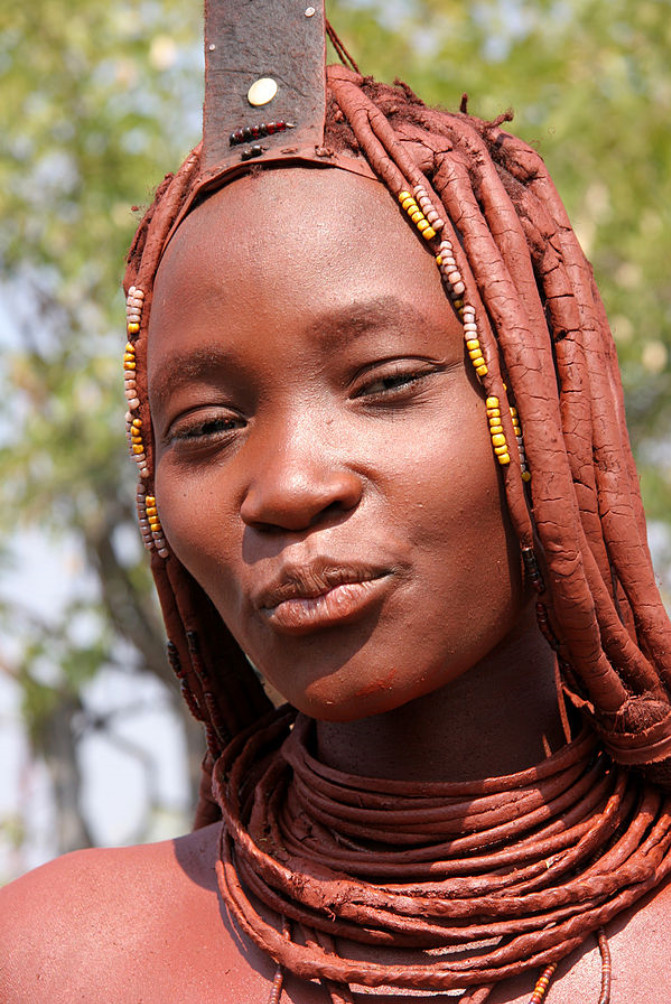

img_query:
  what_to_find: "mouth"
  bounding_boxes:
[256,563,393,635]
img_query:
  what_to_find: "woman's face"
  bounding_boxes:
[149,167,523,721]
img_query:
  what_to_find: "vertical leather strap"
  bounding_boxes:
[203,0,327,173]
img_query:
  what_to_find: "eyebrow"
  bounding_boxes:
[148,345,233,411]
[305,296,431,347]
[148,295,434,408]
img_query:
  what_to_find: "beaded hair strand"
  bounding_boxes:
[124,65,671,809]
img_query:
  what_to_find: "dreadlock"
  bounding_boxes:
[123,63,671,1000]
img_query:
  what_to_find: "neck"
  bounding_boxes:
[316,604,569,783]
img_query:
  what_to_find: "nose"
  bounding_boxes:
[240,420,363,533]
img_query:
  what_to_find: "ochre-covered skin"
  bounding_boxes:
[5,39,671,997]
[148,168,552,733]
[2,162,671,1003]
[2,824,671,1002]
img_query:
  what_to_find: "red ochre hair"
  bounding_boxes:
[124,65,671,826]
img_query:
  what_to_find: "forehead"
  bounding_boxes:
[151,167,450,318]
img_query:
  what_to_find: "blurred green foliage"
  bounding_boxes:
[0,0,669,856]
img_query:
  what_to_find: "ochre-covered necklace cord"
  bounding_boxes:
[213,706,671,1002]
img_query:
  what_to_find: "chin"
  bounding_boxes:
[281,663,444,723]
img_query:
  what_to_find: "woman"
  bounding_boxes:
[2,5,671,1002]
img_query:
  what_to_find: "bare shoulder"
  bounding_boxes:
[604,874,671,995]
[491,875,671,1003]
[0,825,324,1003]
[0,824,242,1002]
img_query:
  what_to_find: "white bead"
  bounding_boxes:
[247,76,278,107]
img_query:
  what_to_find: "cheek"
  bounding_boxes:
[154,464,243,610]
[392,396,522,642]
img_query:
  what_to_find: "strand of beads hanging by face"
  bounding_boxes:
[123,285,170,560]
[395,187,530,483]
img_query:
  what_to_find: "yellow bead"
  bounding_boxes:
[492,434,507,447]
[486,408,501,418]
[410,210,423,224]
[422,227,436,240]
[468,347,481,359]
[146,506,157,517]
[435,255,442,265]
[398,190,411,203]
[486,396,499,409]
[145,495,155,504]
[476,364,488,376]
[509,406,517,417]
[127,322,140,334]
[465,339,478,351]
[132,418,142,428]
[401,198,416,212]
[471,356,486,369]
[497,452,511,465]
[416,219,429,232]
[124,361,136,370]
[494,444,508,456]
[522,470,532,482]
[489,424,504,435]
[125,343,135,353]
[453,298,464,309]
[132,444,144,454]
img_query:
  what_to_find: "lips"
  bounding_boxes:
[254,561,392,635]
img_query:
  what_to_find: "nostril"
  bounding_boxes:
[241,468,363,533]
[310,498,354,527]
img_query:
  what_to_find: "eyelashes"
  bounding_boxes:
[354,368,433,399]
[167,410,245,447]
[351,359,444,403]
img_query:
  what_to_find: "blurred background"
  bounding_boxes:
[1,0,670,882]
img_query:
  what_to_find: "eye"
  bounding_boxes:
[358,371,426,396]
[167,407,245,446]
[352,361,442,402]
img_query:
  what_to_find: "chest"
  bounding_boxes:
[134,898,669,1004]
